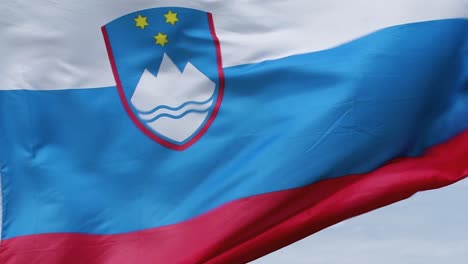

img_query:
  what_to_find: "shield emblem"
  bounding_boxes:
[102,7,224,151]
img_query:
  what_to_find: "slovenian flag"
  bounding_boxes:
[0,1,467,263]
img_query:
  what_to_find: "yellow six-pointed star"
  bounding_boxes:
[164,11,179,25]
[134,15,149,29]
[154,32,168,46]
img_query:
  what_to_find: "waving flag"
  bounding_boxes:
[0,1,467,263]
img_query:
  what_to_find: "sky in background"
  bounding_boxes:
[253,179,468,264]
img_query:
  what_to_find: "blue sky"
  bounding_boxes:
[253,179,468,263]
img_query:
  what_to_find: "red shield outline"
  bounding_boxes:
[102,13,224,151]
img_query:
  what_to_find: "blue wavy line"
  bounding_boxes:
[135,94,215,115]
[142,108,211,123]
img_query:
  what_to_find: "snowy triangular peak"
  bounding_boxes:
[130,53,216,143]
[131,53,215,113]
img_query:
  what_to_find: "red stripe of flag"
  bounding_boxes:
[1,131,467,264]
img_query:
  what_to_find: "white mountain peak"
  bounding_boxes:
[130,53,217,143]
[131,53,216,113]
